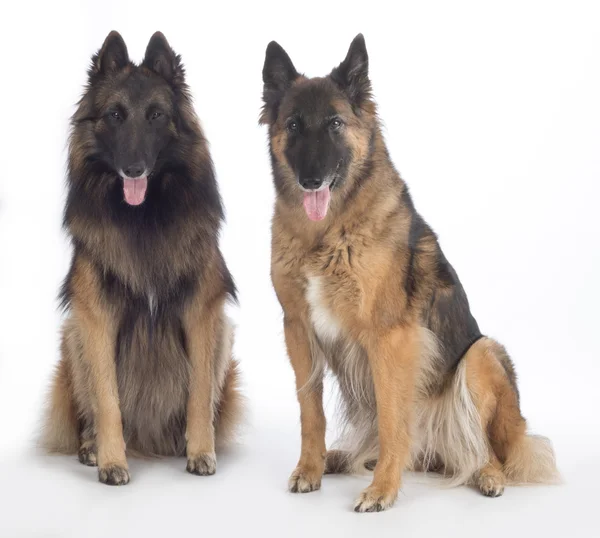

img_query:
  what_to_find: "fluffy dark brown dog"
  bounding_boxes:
[261,34,558,511]
[42,31,243,485]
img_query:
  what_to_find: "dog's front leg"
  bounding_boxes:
[184,296,223,476]
[354,325,419,512]
[72,260,128,485]
[285,316,326,493]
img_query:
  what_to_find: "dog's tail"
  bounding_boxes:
[502,434,558,484]
[40,346,79,454]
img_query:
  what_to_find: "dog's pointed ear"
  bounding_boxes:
[142,32,185,86]
[91,31,129,76]
[330,34,371,107]
[260,41,299,125]
[263,41,299,93]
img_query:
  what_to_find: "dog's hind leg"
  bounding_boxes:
[324,450,351,474]
[41,331,79,455]
[214,320,244,450]
[474,447,505,497]
[78,419,97,467]
[465,337,559,494]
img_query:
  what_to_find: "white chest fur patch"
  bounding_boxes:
[305,276,343,342]
[148,292,157,316]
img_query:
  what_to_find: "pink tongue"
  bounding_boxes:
[303,187,331,221]
[122,177,148,206]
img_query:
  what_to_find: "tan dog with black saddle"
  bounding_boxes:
[260,34,558,512]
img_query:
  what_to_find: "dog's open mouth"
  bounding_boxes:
[302,165,340,222]
[122,176,148,206]
[303,186,331,222]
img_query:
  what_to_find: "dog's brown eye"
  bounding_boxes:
[287,120,299,133]
[151,111,162,120]
[330,118,343,131]
[110,111,121,120]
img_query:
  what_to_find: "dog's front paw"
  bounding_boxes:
[288,465,322,493]
[354,484,398,513]
[98,464,130,486]
[186,452,217,476]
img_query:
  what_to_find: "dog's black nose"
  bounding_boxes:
[299,178,323,190]
[123,163,145,178]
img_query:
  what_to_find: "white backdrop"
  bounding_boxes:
[0,1,598,536]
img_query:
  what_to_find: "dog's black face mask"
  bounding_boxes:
[74,31,186,206]
[261,35,375,221]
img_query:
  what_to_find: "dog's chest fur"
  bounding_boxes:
[304,271,375,419]
[305,276,344,343]
[302,229,369,355]
[301,227,361,361]
[301,226,388,334]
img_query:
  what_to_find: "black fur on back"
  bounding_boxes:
[400,186,482,372]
